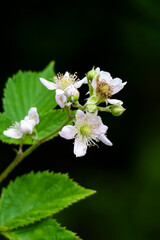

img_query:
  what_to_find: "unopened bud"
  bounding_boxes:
[56,89,67,108]
[87,95,98,104]
[68,94,79,102]
[66,85,79,102]
[87,104,97,113]
[111,104,125,116]
[86,68,97,81]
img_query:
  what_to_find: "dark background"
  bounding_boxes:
[0,1,160,239]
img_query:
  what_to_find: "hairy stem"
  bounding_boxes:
[0,116,74,184]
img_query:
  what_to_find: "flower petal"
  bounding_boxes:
[110,77,122,86]
[98,134,113,146]
[87,114,108,136]
[91,77,97,89]
[95,67,100,74]
[112,82,127,95]
[20,119,35,134]
[107,99,123,105]
[110,78,127,95]
[97,122,108,135]
[75,110,86,122]
[59,125,77,139]
[55,89,67,108]
[99,71,112,84]
[28,107,39,124]
[74,137,87,157]
[64,71,70,78]
[3,128,23,139]
[40,78,57,90]
[74,77,88,88]
[65,85,79,98]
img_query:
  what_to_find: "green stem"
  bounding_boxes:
[0,116,74,184]
[64,106,72,118]
[73,101,87,111]
[97,106,111,112]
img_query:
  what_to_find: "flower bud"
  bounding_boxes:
[68,95,79,102]
[86,68,97,82]
[55,89,67,108]
[87,104,97,113]
[66,85,79,102]
[111,104,125,116]
[87,95,99,104]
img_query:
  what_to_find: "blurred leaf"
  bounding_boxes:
[2,218,81,240]
[131,0,160,21]
[0,171,95,231]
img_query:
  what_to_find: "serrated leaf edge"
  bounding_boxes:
[1,217,82,240]
[0,171,95,231]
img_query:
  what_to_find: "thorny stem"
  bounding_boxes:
[0,115,74,184]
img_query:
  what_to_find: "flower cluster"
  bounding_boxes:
[3,67,127,157]
[40,67,127,157]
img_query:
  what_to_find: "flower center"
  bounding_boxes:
[61,78,72,89]
[80,125,92,137]
[96,80,113,100]
[54,73,75,90]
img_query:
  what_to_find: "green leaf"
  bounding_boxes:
[3,61,56,122]
[37,109,74,140]
[2,218,81,240]
[0,171,95,231]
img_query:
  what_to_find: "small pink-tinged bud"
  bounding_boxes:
[55,89,67,108]
[66,85,79,102]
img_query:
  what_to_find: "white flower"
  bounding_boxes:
[91,67,127,102]
[40,72,87,108]
[3,107,39,139]
[59,110,112,157]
